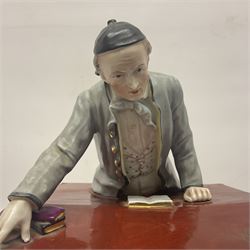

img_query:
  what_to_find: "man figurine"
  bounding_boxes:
[0,20,211,244]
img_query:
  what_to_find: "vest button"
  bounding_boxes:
[115,169,121,175]
[114,159,121,167]
[111,145,118,154]
[109,130,115,138]
[108,123,116,138]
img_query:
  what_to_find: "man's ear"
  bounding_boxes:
[146,55,150,66]
[99,71,107,82]
[97,67,110,84]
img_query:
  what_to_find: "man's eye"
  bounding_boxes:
[112,74,122,78]
[137,68,142,72]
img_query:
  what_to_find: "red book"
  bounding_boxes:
[31,206,66,235]
[32,205,65,223]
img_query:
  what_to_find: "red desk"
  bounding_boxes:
[3,184,250,249]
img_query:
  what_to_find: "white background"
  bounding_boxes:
[0,0,249,209]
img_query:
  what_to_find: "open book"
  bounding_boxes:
[127,195,173,207]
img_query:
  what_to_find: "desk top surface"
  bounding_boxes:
[3,184,250,249]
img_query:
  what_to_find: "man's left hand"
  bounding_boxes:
[184,186,212,202]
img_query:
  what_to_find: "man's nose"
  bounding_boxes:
[127,76,140,89]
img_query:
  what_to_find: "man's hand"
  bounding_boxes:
[0,199,32,244]
[184,186,212,202]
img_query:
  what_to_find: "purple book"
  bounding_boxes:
[32,205,65,223]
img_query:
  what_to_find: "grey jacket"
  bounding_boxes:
[9,72,203,208]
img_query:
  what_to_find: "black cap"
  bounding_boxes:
[94,19,146,55]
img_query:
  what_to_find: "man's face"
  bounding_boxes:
[98,42,149,101]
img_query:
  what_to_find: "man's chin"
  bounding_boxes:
[124,93,142,101]
[127,88,147,101]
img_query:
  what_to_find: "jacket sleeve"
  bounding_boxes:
[170,77,203,190]
[8,91,95,208]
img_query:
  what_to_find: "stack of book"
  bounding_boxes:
[31,205,66,235]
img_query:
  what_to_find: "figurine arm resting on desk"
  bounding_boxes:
[0,93,95,245]
[169,78,212,202]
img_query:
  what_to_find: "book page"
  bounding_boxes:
[128,195,173,205]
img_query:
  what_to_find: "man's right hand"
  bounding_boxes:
[0,199,32,244]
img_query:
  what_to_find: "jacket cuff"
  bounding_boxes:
[182,184,204,193]
[8,192,43,209]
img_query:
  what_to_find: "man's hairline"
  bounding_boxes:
[93,39,152,76]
